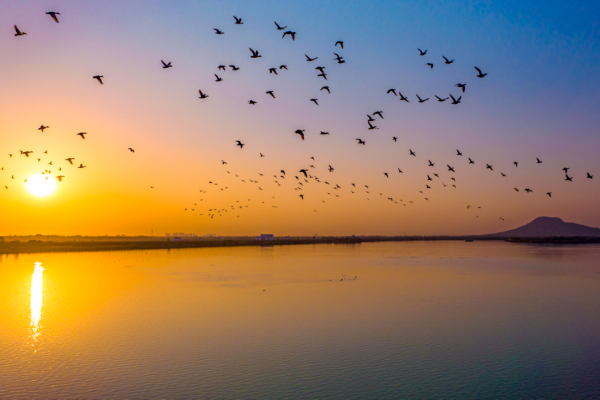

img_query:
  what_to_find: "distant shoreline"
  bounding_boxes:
[1,236,599,255]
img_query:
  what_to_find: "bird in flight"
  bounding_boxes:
[328,165,334,172]
[310,99,319,106]
[230,65,240,71]
[384,172,389,178]
[565,175,573,181]
[236,140,244,149]
[409,149,416,156]
[387,89,397,96]
[443,56,454,64]
[249,48,262,58]
[295,129,305,140]
[56,175,65,182]
[305,54,318,61]
[198,90,209,99]
[78,164,86,169]
[367,121,378,130]
[266,91,275,98]
[457,149,463,156]
[20,150,33,157]
[248,100,257,105]
[392,137,397,142]
[486,164,493,171]
[587,173,594,179]
[449,94,461,104]
[299,169,308,177]
[435,95,448,102]
[356,139,365,145]
[93,75,104,84]
[14,25,27,36]
[161,60,172,68]
[46,11,61,23]
[536,158,542,164]
[455,83,466,92]
[416,94,429,103]
[399,92,410,102]
[38,125,49,132]
[214,74,223,82]
[299,195,304,200]
[282,31,296,40]
[335,41,344,49]
[373,111,384,119]
[428,160,435,167]
[280,65,288,70]
[469,158,475,164]
[214,28,224,34]
[426,63,434,69]
[514,162,519,167]
[65,158,74,165]
[233,16,243,24]
[321,86,330,94]
[317,73,327,80]
[268,68,278,75]
[418,48,427,56]
[475,66,487,78]
[524,188,533,193]
[274,22,287,30]
[128,148,134,152]
[447,165,455,172]
[546,192,552,198]
[320,131,330,135]
[221,160,227,164]
[77,132,87,139]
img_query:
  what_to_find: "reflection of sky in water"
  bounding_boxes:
[30,262,44,347]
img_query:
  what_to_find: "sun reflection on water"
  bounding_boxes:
[30,262,44,348]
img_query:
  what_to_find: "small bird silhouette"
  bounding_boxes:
[93,75,104,84]
[77,132,87,139]
[214,28,224,34]
[274,22,287,30]
[475,66,487,78]
[161,60,172,68]
[38,125,49,132]
[443,56,455,64]
[14,25,27,36]
[198,90,209,99]
[46,11,61,23]
[418,48,427,56]
[305,54,318,61]
[295,129,305,140]
[236,140,244,149]
[249,48,262,58]
[335,41,344,49]
[233,16,243,24]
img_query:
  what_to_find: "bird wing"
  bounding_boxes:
[474,66,482,74]
[14,25,20,34]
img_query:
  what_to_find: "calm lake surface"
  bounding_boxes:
[1,241,600,399]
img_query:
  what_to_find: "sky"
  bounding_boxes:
[1,0,599,236]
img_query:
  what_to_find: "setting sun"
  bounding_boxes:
[26,175,56,197]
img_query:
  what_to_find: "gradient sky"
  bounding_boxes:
[1,0,599,236]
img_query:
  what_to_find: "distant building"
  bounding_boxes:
[173,237,182,241]
[256,234,274,241]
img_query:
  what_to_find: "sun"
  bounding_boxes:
[26,175,56,197]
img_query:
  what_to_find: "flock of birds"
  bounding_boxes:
[4,11,596,223]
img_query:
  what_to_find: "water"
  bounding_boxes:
[1,241,600,399]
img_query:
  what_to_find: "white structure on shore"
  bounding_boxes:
[256,234,274,241]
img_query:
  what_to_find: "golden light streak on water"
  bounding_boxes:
[30,262,44,348]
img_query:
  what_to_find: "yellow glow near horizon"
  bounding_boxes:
[30,262,44,346]
[26,175,56,197]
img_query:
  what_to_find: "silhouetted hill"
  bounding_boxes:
[485,217,600,237]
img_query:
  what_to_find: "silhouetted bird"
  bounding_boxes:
[161,60,172,68]
[443,56,454,64]
[416,94,429,103]
[274,21,287,30]
[248,100,257,105]
[280,65,288,70]
[46,12,60,23]
[305,54,318,61]
[399,92,410,102]
[266,91,275,98]
[373,111,384,119]
[14,25,27,36]
[486,164,493,171]
[310,99,319,106]
[93,75,104,84]
[282,31,296,40]
[393,137,397,142]
[409,149,416,156]
[537,158,542,164]
[321,86,330,93]
[215,74,223,82]
[426,63,434,69]
[128,148,134,152]
[449,94,461,104]
[418,48,427,56]
[249,48,262,58]
[65,158,74,165]
[198,90,209,99]
[38,125,49,132]
[214,29,224,34]
[475,66,487,78]
[230,65,240,71]
[320,131,330,135]
[356,139,365,145]
[457,149,463,156]
[587,173,594,179]
[295,129,305,140]
[233,16,243,24]
[435,95,448,102]
[565,175,573,181]
[455,83,466,92]
[469,158,475,164]
[335,41,344,49]
[77,132,87,139]
[236,140,244,149]
[546,192,552,197]
[387,89,397,96]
